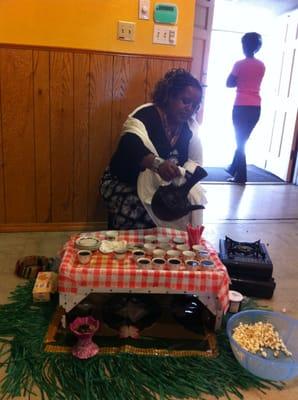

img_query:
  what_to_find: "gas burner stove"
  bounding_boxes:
[225,236,266,259]
[219,236,275,299]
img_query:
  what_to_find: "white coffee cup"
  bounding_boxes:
[166,249,181,259]
[192,244,206,254]
[132,249,145,260]
[77,250,92,264]
[176,244,189,252]
[114,250,126,260]
[144,243,156,255]
[158,242,171,251]
[152,257,166,270]
[185,259,200,271]
[173,237,186,245]
[137,257,151,269]
[153,249,166,258]
[229,290,244,313]
[201,260,215,269]
[105,230,118,241]
[144,235,156,243]
[167,257,182,270]
[182,250,196,261]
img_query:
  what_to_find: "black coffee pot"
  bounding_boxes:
[151,166,208,221]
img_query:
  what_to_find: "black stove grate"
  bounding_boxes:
[225,236,266,259]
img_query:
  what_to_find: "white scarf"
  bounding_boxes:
[121,103,207,230]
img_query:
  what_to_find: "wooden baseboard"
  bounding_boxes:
[0,221,108,233]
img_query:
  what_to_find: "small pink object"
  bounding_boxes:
[119,325,140,339]
[69,316,100,359]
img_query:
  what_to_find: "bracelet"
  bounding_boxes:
[151,156,164,173]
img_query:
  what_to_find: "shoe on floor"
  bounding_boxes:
[226,177,246,185]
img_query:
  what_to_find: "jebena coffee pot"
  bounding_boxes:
[151,165,208,221]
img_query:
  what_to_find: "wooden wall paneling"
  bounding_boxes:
[88,53,113,221]
[146,59,191,102]
[0,49,5,222]
[50,52,74,222]
[33,50,51,222]
[73,52,90,221]
[1,49,36,223]
[112,56,147,150]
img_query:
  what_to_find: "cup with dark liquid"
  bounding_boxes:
[132,249,145,260]
[152,257,166,270]
[77,250,92,264]
[137,257,151,269]
[185,259,200,271]
[167,257,182,270]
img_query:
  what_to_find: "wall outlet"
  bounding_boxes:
[153,24,177,45]
[118,21,136,41]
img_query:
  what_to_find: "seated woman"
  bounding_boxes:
[100,68,206,230]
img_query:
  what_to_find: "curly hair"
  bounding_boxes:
[152,68,202,108]
[242,32,262,55]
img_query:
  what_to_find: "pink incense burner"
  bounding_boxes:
[69,316,100,359]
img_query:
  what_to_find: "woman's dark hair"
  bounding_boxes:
[152,68,202,108]
[242,32,262,55]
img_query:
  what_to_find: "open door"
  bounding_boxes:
[191,0,215,123]
[265,9,298,181]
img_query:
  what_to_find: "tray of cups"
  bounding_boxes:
[129,236,213,271]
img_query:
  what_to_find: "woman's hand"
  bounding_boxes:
[158,160,181,182]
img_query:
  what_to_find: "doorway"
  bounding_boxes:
[198,1,297,182]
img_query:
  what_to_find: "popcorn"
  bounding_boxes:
[232,321,293,358]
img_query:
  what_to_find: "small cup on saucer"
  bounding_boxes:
[77,250,92,264]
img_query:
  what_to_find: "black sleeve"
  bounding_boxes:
[109,133,152,185]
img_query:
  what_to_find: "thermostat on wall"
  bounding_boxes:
[154,3,178,24]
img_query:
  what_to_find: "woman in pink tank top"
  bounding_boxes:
[226,32,265,184]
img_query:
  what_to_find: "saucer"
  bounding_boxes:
[75,237,100,251]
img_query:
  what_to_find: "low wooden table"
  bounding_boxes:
[58,227,230,330]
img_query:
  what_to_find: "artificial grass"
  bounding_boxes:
[0,281,283,400]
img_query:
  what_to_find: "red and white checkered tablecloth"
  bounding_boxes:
[58,227,230,312]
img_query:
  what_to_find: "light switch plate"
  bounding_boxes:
[153,24,177,45]
[139,0,150,20]
[118,21,136,41]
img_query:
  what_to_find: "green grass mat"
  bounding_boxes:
[0,281,283,400]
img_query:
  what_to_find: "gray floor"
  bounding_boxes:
[0,183,298,399]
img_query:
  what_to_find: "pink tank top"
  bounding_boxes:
[231,58,265,106]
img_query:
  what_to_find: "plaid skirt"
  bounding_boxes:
[100,167,155,230]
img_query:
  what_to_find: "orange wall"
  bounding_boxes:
[0,0,195,56]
